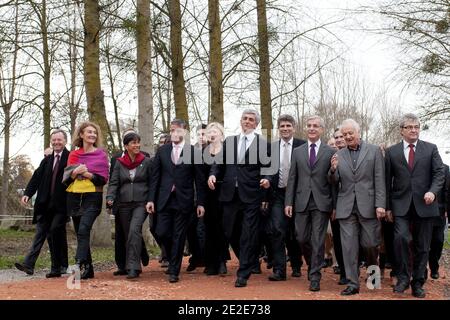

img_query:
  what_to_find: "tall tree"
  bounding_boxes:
[208,0,223,123]
[84,0,111,246]
[136,0,154,155]
[256,0,272,140]
[84,0,110,146]
[168,0,189,125]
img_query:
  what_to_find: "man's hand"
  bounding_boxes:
[260,179,270,189]
[331,209,336,221]
[197,205,205,218]
[424,192,435,205]
[285,206,293,218]
[21,196,29,206]
[330,154,338,172]
[376,207,385,221]
[385,210,394,223]
[146,202,155,214]
[208,175,216,190]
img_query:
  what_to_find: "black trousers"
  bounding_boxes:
[24,211,68,272]
[117,202,148,271]
[204,192,229,271]
[114,205,149,271]
[186,215,206,266]
[68,192,103,264]
[330,218,346,279]
[222,189,260,280]
[429,215,446,273]
[393,202,434,287]
[155,192,192,276]
[266,188,302,277]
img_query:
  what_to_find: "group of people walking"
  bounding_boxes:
[16,110,448,298]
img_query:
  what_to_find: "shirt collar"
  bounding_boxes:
[281,137,293,147]
[403,140,417,149]
[172,141,185,150]
[240,131,255,141]
[308,140,321,149]
[53,151,62,157]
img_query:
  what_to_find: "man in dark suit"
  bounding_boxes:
[15,129,70,278]
[285,115,335,291]
[329,119,386,296]
[146,119,206,283]
[428,164,449,279]
[385,113,445,298]
[265,115,306,281]
[109,128,150,276]
[208,109,271,287]
[185,124,208,272]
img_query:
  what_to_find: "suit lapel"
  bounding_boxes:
[313,141,325,168]
[395,142,409,170]
[341,148,353,171]
[411,140,424,172]
[355,143,369,171]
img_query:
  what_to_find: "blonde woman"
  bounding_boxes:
[63,121,109,280]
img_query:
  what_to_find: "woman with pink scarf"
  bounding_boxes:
[63,121,109,280]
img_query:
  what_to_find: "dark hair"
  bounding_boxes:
[277,114,296,127]
[123,132,141,145]
[50,129,68,141]
[170,119,187,129]
[196,123,207,131]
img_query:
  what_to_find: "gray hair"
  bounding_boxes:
[242,109,261,125]
[50,129,67,141]
[399,113,420,128]
[306,115,325,128]
[341,119,361,133]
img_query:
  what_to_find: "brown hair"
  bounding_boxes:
[72,121,103,149]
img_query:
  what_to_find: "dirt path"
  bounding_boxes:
[0,256,448,300]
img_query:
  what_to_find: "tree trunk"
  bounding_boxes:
[136,0,155,247]
[256,0,272,140]
[1,108,11,217]
[84,0,111,247]
[168,0,189,125]
[208,0,223,123]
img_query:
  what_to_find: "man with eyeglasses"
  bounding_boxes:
[385,113,445,298]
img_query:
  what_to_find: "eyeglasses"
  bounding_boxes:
[402,125,420,130]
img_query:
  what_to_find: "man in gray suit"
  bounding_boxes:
[285,115,335,292]
[385,113,444,298]
[329,119,386,296]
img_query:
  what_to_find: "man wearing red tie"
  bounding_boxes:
[385,113,445,298]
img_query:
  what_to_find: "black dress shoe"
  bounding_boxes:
[235,277,247,287]
[412,286,426,298]
[338,278,350,285]
[218,262,227,276]
[15,262,34,275]
[291,268,301,278]
[341,286,359,296]
[333,266,341,274]
[81,263,94,280]
[207,268,219,276]
[127,270,140,279]
[160,260,169,268]
[309,280,320,292]
[113,269,127,276]
[46,272,62,278]
[393,281,409,293]
[268,273,286,281]
[430,270,439,279]
[169,274,179,283]
[251,264,262,274]
[186,264,196,272]
[266,262,273,269]
[141,254,150,267]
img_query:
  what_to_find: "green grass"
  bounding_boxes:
[444,230,450,249]
[0,228,161,270]
[0,228,35,239]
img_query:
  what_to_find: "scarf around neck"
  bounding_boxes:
[117,151,145,170]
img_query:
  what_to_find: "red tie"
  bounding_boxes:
[408,144,414,171]
[50,154,60,194]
